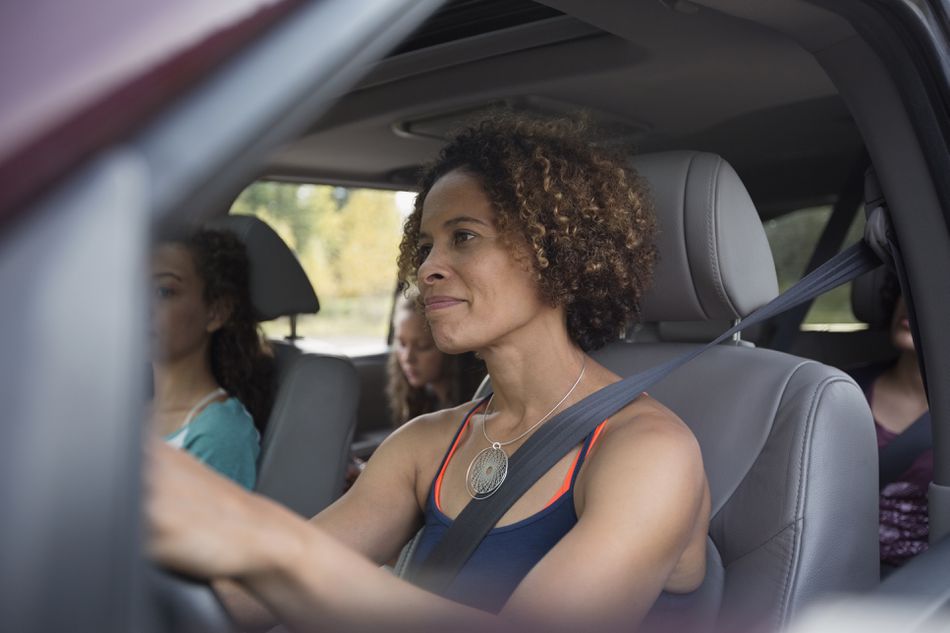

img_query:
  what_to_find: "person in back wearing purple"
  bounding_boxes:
[849,272,931,573]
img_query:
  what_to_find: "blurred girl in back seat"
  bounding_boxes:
[386,289,485,428]
[344,290,484,489]
[149,226,274,489]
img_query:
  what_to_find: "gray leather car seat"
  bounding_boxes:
[590,152,880,630]
[210,214,359,517]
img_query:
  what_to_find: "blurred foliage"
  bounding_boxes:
[231,181,406,349]
[762,205,866,325]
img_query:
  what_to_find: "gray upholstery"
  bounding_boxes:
[207,214,318,321]
[258,342,358,517]
[594,344,878,628]
[596,151,879,630]
[631,152,779,322]
[627,320,760,346]
[212,215,359,517]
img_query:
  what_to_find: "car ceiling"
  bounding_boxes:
[261,0,865,219]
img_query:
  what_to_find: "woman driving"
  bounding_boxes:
[147,114,710,631]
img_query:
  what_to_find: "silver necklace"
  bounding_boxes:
[465,359,587,500]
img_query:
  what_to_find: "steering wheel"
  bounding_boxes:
[147,566,238,633]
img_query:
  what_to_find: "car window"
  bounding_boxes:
[231,181,415,356]
[762,205,866,330]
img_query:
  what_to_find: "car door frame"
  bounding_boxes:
[0,2,444,631]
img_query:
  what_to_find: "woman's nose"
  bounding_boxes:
[417,245,448,285]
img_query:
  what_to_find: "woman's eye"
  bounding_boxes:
[155,286,175,299]
[453,230,476,245]
[416,244,432,264]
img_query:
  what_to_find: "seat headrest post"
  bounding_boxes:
[287,314,300,341]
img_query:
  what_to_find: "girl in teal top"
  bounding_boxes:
[164,395,260,490]
[150,226,273,489]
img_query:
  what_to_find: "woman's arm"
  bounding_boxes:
[200,417,431,632]
[211,580,276,632]
[502,407,709,630]
[146,442,493,632]
[150,416,448,631]
[306,416,437,564]
[147,406,707,631]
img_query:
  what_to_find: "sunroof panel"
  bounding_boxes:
[389,0,564,55]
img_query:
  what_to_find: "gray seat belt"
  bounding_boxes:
[410,239,883,592]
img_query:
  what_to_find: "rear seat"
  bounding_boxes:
[211,214,359,517]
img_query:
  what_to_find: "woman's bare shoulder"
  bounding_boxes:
[392,399,479,440]
[377,400,483,467]
[579,393,706,506]
[580,362,697,452]
[596,392,696,444]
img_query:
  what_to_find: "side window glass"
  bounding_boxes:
[762,205,866,329]
[230,181,415,355]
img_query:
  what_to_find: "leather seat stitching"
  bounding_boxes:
[779,374,851,627]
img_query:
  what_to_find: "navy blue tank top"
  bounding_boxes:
[407,398,607,613]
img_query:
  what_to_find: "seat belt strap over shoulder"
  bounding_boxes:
[411,236,887,593]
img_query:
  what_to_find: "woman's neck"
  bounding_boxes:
[887,349,926,399]
[872,349,928,434]
[477,312,589,431]
[152,351,220,411]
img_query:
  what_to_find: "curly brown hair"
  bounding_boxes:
[158,226,275,431]
[397,113,657,351]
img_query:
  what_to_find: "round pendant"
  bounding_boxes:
[466,445,509,499]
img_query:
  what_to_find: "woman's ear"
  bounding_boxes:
[206,298,234,333]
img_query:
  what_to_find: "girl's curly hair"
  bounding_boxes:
[397,113,657,351]
[159,226,275,431]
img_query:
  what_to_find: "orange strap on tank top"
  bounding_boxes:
[541,418,608,509]
[435,407,608,513]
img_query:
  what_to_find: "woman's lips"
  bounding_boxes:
[425,296,463,311]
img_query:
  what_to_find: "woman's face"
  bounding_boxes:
[889,295,915,353]
[393,308,444,388]
[416,169,550,354]
[150,243,223,363]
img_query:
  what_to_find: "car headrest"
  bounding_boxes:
[851,266,894,329]
[206,214,319,321]
[631,151,778,322]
